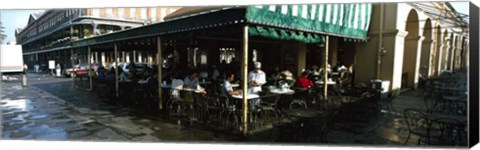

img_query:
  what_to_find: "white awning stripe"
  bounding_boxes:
[364,4,372,30]
[353,4,360,29]
[360,3,367,30]
[318,4,324,22]
[339,4,344,25]
[281,5,288,14]
[325,4,331,23]
[292,5,299,16]
[302,4,308,19]
[269,5,276,12]
[348,4,355,28]
[310,5,317,20]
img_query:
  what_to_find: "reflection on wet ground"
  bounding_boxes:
[0,73,468,148]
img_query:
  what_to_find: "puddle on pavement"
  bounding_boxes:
[22,124,68,140]
[30,114,49,120]
[10,113,30,124]
[11,85,23,90]
[1,99,34,111]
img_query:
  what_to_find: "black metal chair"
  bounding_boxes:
[429,117,466,146]
[205,94,223,126]
[289,88,309,109]
[218,95,240,130]
[256,94,281,127]
[403,108,431,145]
[378,94,396,117]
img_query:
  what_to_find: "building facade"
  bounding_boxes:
[17,7,179,70]
[354,2,468,94]
[16,3,469,95]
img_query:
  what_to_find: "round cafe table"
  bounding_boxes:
[315,80,336,85]
[269,88,295,95]
[231,93,260,100]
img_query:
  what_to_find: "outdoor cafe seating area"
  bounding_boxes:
[75,65,388,141]
[71,63,467,145]
[403,71,468,146]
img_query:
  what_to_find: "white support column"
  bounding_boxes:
[324,36,329,101]
[133,50,137,62]
[95,52,99,65]
[242,25,249,136]
[101,52,106,67]
[138,52,142,63]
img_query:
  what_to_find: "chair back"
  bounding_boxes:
[404,109,429,131]
[259,94,280,105]
[430,117,465,145]
[217,95,233,110]
[423,93,440,113]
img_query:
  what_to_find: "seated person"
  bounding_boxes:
[222,72,242,97]
[119,68,132,82]
[308,65,321,82]
[294,71,315,89]
[96,67,106,83]
[183,70,199,89]
[183,70,207,95]
[277,69,295,88]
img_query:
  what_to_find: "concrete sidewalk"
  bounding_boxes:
[1,72,468,148]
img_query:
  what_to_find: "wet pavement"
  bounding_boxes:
[0,72,469,148]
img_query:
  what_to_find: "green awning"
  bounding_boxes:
[69,4,372,48]
[246,4,372,43]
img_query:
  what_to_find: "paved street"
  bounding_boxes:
[0,72,468,148]
[1,73,245,142]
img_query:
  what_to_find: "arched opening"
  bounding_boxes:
[447,33,455,70]
[433,25,442,76]
[401,9,420,89]
[420,18,433,77]
[440,30,449,72]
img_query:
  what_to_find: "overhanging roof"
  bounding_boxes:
[70,4,373,48]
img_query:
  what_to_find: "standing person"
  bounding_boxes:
[248,62,266,112]
[248,62,267,94]
[211,65,220,82]
[23,64,28,74]
[55,64,61,77]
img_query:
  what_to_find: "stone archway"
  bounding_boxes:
[420,18,433,77]
[401,9,421,89]
[440,30,449,72]
[433,25,442,76]
[447,33,455,70]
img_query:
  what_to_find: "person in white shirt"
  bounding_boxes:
[248,62,266,112]
[222,72,242,97]
[183,70,199,89]
[183,70,207,95]
[248,62,267,94]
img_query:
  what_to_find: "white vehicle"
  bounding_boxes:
[0,44,24,74]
